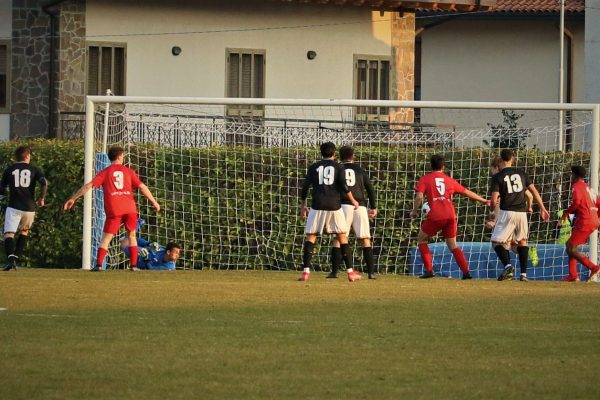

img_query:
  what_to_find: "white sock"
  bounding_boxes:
[521,273,527,277]
[303,268,310,273]
[347,268,353,273]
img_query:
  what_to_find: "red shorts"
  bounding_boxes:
[103,213,138,235]
[568,227,598,247]
[421,218,458,239]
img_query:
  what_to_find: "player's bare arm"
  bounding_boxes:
[463,189,490,206]
[490,191,500,209]
[346,191,359,209]
[409,192,424,219]
[527,184,549,221]
[368,208,377,218]
[138,183,161,212]
[37,178,48,208]
[299,200,308,219]
[63,181,94,210]
[525,190,533,213]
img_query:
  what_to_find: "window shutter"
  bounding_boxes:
[114,47,125,95]
[101,46,113,94]
[0,45,6,75]
[87,46,100,95]
[228,53,240,98]
[241,53,252,98]
[253,54,264,98]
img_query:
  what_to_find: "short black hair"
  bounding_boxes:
[490,156,503,169]
[107,146,124,161]
[339,145,354,161]
[571,165,587,179]
[166,242,181,252]
[430,154,445,171]
[500,149,514,162]
[320,142,336,158]
[15,145,31,162]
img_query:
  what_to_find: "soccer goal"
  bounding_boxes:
[82,96,600,280]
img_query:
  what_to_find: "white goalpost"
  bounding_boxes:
[82,96,600,280]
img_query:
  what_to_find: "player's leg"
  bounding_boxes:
[443,219,471,279]
[359,238,376,279]
[2,207,21,270]
[491,211,515,281]
[566,229,600,282]
[12,211,34,268]
[300,209,323,281]
[417,219,436,278]
[95,217,119,271]
[124,214,140,271]
[329,237,342,278]
[354,206,376,279]
[513,212,530,281]
[331,208,360,281]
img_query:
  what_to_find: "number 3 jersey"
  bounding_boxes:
[301,159,350,211]
[0,162,46,212]
[415,171,466,220]
[490,167,532,212]
[564,179,599,230]
[92,164,142,217]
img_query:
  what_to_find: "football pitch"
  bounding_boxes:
[1,270,599,400]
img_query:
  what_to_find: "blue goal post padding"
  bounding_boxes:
[409,242,593,281]
[91,152,110,269]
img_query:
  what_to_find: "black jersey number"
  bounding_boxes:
[12,169,31,188]
[503,174,524,194]
[345,169,356,187]
[317,165,335,185]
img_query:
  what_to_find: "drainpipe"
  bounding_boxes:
[42,0,67,139]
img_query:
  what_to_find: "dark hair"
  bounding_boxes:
[571,165,587,179]
[15,145,31,162]
[166,242,181,252]
[339,145,354,161]
[320,142,336,158]
[490,156,503,169]
[430,154,445,171]
[107,146,124,161]
[500,149,514,162]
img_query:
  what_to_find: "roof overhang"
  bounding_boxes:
[272,0,495,12]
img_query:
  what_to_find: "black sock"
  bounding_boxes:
[302,241,315,270]
[15,235,29,258]
[4,237,15,258]
[340,243,353,270]
[331,246,342,275]
[517,246,529,275]
[363,247,375,276]
[494,245,511,267]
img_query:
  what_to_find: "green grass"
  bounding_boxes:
[0,270,599,400]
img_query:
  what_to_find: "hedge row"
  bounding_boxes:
[0,141,587,270]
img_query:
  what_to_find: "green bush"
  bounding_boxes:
[0,141,586,270]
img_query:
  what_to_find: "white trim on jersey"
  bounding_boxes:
[305,208,347,234]
[3,207,36,234]
[341,204,371,239]
[491,210,529,243]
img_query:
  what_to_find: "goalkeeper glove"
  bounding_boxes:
[139,247,149,260]
[149,242,161,252]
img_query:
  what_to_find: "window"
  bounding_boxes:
[87,43,126,96]
[0,41,10,113]
[226,49,265,117]
[354,55,391,122]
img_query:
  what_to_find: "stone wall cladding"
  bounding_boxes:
[390,12,415,124]
[11,0,51,138]
[58,0,85,114]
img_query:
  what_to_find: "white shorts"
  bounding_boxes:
[305,208,347,235]
[491,210,529,244]
[4,207,36,234]
[341,204,371,239]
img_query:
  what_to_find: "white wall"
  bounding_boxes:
[0,0,11,140]
[86,0,392,99]
[585,0,600,104]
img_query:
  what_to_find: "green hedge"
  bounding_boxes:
[0,141,587,270]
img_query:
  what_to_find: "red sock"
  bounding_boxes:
[129,246,138,268]
[451,248,469,274]
[580,256,598,271]
[568,258,579,278]
[418,243,433,272]
[97,248,108,267]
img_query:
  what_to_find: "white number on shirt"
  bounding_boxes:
[113,171,124,190]
[345,169,356,187]
[503,174,523,194]
[12,169,31,188]
[317,165,335,185]
[435,177,445,195]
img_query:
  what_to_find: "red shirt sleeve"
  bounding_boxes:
[415,176,426,193]
[451,178,466,195]
[129,168,142,189]
[91,169,107,188]
[564,185,583,216]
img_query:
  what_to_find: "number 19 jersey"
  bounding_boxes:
[301,159,349,211]
[92,164,142,217]
[490,167,532,212]
[415,171,466,221]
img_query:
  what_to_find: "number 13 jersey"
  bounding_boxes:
[490,167,532,212]
[415,171,466,221]
[92,164,142,217]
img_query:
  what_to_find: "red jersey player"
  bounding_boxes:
[409,154,489,279]
[64,146,161,271]
[558,165,600,282]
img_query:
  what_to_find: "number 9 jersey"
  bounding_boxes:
[92,164,142,217]
[490,167,532,212]
[415,171,466,221]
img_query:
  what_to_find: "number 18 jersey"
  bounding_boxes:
[415,171,466,221]
[92,164,142,217]
[490,167,532,212]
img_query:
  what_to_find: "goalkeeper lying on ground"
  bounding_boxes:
[120,237,181,270]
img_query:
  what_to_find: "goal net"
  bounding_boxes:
[82,97,599,280]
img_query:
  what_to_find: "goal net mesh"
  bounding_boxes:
[88,101,596,280]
